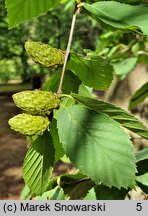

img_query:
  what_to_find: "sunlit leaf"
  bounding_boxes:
[83,2,148,36]
[20,185,31,200]
[84,188,97,200]
[5,0,60,28]
[78,84,95,98]
[67,53,113,90]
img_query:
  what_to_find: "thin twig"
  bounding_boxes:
[57,7,80,95]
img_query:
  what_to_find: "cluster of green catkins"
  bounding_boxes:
[8,91,60,136]
[9,41,62,136]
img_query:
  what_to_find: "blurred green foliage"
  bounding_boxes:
[0,0,99,84]
[0,0,147,85]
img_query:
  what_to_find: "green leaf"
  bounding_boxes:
[136,173,148,194]
[45,172,91,200]
[44,172,92,200]
[35,186,65,200]
[129,82,148,110]
[72,94,148,140]
[46,176,59,190]
[61,173,94,200]
[136,173,148,187]
[84,0,146,5]
[137,182,148,195]
[50,118,65,162]
[119,0,145,4]
[85,185,128,200]
[57,105,136,189]
[61,97,76,108]
[78,84,95,98]
[136,148,148,162]
[84,188,97,200]
[61,172,87,184]
[20,185,31,200]
[95,185,128,200]
[136,148,148,175]
[23,131,55,195]
[67,53,113,90]
[83,2,148,36]
[112,57,137,80]
[42,69,81,94]
[5,0,60,28]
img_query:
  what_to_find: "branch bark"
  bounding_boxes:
[57,7,80,94]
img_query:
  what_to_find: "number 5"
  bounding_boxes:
[136,203,142,211]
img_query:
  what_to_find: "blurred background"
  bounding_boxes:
[0,0,148,199]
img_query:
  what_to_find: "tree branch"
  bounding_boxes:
[57,6,80,95]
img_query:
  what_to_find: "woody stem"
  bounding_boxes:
[57,6,80,95]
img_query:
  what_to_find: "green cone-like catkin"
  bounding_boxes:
[25,41,65,68]
[8,114,50,136]
[12,90,60,115]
